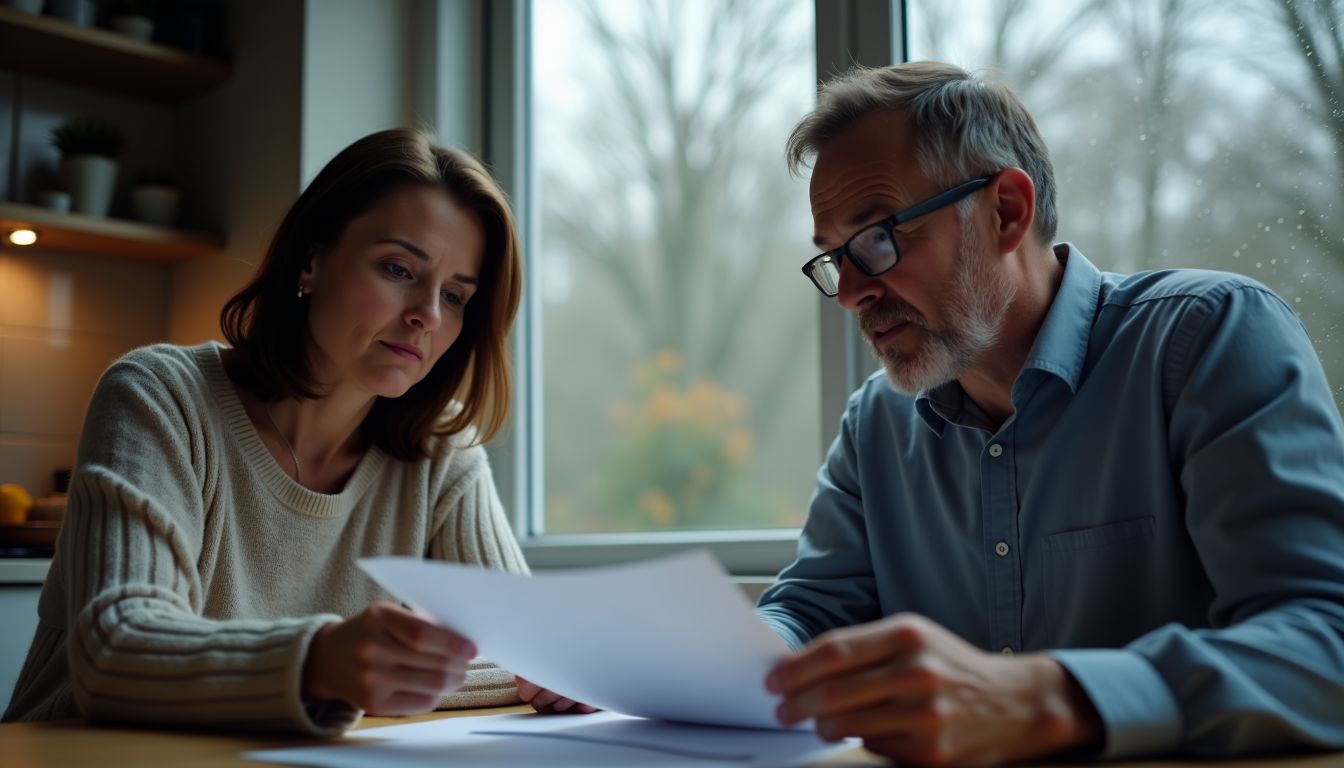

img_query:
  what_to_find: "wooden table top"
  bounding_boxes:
[2,705,1342,767]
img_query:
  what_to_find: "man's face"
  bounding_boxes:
[808,110,1014,394]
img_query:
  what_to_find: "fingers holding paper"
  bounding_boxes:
[766,613,1102,766]
[302,601,478,715]
[516,676,599,715]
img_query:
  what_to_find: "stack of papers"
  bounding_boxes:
[246,710,860,767]
[243,550,861,767]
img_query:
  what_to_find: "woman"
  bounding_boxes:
[2,128,566,734]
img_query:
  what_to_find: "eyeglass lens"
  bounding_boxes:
[808,255,840,295]
[807,224,899,294]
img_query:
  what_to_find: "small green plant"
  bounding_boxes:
[51,118,125,158]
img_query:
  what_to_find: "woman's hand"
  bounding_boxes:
[516,676,599,714]
[302,602,476,715]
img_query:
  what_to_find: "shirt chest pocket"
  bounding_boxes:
[1041,515,1156,649]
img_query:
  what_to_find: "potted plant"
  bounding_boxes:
[130,170,180,226]
[51,118,124,218]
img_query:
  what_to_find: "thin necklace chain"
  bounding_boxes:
[262,404,302,483]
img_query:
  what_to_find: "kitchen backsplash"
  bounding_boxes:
[0,247,168,497]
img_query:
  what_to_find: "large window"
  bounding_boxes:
[908,0,1344,404]
[495,0,1342,572]
[526,0,821,537]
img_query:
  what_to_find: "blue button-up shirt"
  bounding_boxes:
[758,245,1344,759]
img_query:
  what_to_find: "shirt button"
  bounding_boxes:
[988,443,1003,457]
[995,541,1009,557]
[1001,647,1014,655]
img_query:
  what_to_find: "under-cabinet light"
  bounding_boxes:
[6,229,38,246]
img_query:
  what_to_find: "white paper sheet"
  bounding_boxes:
[358,549,793,730]
[244,711,862,768]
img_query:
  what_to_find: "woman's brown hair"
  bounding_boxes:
[220,128,522,460]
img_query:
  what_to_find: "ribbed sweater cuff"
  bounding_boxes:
[438,657,521,710]
[290,615,361,735]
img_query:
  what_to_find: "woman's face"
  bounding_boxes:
[301,183,485,401]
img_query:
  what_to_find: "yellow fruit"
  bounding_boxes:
[0,483,33,525]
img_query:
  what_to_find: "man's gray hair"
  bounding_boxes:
[787,61,1058,245]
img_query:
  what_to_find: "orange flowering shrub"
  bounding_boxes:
[599,350,772,530]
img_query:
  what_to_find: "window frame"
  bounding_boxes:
[480,0,905,574]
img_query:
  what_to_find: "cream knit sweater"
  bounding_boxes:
[2,342,529,735]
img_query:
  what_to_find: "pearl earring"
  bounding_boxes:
[296,284,306,298]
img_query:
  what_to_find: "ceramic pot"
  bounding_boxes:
[35,189,71,213]
[60,155,118,217]
[112,14,154,41]
[130,184,180,226]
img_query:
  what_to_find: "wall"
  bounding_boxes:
[300,0,485,185]
[0,249,168,497]
[300,0,418,186]
[168,0,305,344]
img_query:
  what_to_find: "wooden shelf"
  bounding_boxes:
[0,202,223,263]
[0,6,230,103]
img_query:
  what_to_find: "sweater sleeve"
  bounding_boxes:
[56,354,357,735]
[428,444,530,708]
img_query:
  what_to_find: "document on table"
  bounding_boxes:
[244,711,861,768]
[357,549,792,730]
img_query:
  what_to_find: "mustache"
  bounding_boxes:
[858,300,925,336]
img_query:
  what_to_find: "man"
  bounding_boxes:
[757,61,1344,765]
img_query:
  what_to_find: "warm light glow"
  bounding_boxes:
[6,229,38,246]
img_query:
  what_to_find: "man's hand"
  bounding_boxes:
[766,613,1103,766]
[516,676,599,714]
[302,602,476,715]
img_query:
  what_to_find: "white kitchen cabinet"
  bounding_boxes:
[0,560,48,712]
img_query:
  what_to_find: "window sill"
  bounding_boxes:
[520,529,800,575]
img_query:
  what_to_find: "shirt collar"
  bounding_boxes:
[1017,243,1102,395]
[915,243,1103,434]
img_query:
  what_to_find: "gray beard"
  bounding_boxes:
[860,217,1016,395]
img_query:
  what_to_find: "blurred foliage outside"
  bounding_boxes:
[602,349,783,530]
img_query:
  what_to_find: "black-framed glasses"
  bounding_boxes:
[801,175,994,297]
